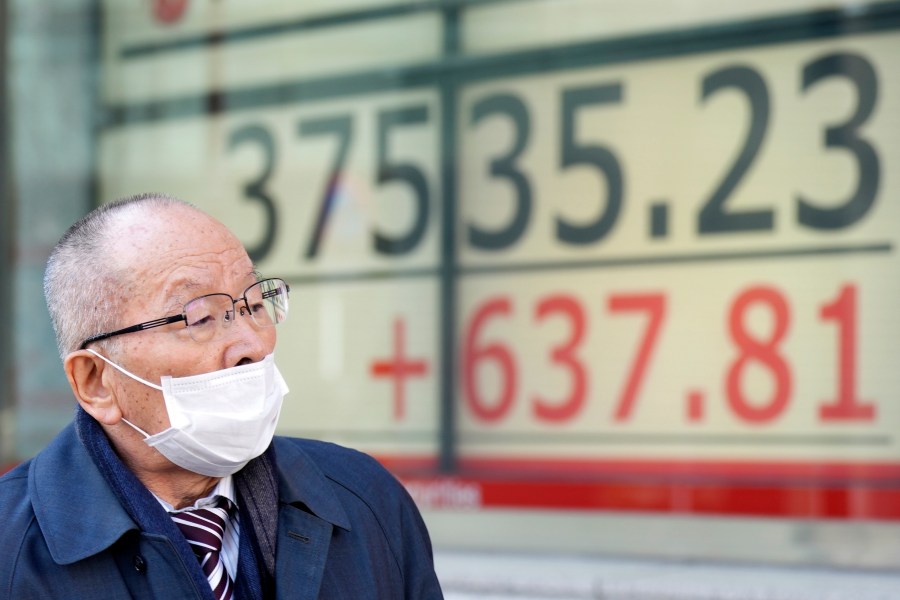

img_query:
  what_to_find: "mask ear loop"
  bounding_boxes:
[84,348,163,391]
[84,348,163,439]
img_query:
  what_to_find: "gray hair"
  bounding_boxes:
[43,192,193,361]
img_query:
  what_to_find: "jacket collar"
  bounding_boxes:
[272,437,351,531]
[30,423,351,565]
[29,422,136,565]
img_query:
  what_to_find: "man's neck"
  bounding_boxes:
[106,424,220,509]
[155,479,220,510]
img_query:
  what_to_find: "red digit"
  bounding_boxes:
[726,286,791,423]
[819,284,875,421]
[532,295,588,422]
[463,297,517,422]
[608,293,665,421]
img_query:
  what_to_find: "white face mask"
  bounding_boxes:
[86,350,288,477]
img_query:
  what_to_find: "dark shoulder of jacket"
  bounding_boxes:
[274,437,442,597]
[0,460,35,518]
[274,437,429,553]
[277,436,400,494]
[0,461,38,586]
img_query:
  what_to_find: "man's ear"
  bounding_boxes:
[64,350,122,425]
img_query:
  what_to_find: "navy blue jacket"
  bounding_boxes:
[0,424,443,599]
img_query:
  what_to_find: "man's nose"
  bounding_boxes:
[223,308,271,367]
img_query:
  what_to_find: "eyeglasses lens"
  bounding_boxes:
[183,279,289,342]
[247,279,290,326]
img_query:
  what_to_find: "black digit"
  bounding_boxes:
[228,124,278,262]
[468,93,531,250]
[297,115,353,260]
[698,66,772,234]
[558,83,624,245]
[375,106,430,255]
[798,52,879,230]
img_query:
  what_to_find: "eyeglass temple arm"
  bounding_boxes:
[78,315,186,349]
[261,283,290,300]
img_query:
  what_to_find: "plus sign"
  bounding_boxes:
[370,318,429,420]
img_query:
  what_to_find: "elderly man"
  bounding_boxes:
[0,194,443,599]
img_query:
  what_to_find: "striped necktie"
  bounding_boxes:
[170,498,235,600]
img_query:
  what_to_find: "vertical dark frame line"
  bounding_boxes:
[88,0,102,213]
[0,0,14,464]
[438,4,460,473]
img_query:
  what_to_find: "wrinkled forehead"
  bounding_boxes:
[105,205,255,306]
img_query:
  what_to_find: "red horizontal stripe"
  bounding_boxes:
[399,476,900,519]
[376,454,900,482]
[377,454,900,519]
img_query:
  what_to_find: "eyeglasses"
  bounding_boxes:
[79,278,290,349]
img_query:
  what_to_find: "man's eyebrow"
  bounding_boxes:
[163,279,201,312]
[164,271,260,311]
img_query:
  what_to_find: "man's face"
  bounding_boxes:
[105,205,277,438]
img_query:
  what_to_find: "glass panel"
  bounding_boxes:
[8,1,900,596]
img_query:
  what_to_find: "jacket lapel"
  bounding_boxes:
[273,438,351,530]
[275,505,334,600]
[272,438,352,599]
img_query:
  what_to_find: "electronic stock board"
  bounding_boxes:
[98,1,900,561]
